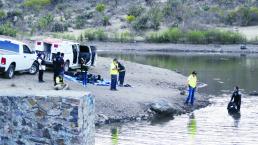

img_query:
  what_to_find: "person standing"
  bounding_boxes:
[118,61,126,87]
[53,52,61,86]
[37,53,46,82]
[80,58,88,87]
[229,86,241,112]
[60,53,65,83]
[110,58,119,91]
[185,71,198,105]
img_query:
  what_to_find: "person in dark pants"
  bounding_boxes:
[185,71,198,106]
[91,50,96,66]
[60,53,65,83]
[37,53,46,82]
[110,58,119,91]
[230,86,241,112]
[118,61,126,87]
[80,58,88,87]
[53,52,61,86]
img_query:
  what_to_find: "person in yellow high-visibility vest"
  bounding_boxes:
[110,58,119,91]
[185,71,197,105]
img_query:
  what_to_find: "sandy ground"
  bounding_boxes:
[222,26,258,40]
[0,56,209,125]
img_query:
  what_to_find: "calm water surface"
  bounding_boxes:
[96,51,258,145]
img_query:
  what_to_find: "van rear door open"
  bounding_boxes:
[79,45,91,66]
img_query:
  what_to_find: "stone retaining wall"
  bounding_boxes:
[0,90,95,145]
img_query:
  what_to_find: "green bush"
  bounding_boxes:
[23,0,51,8]
[103,16,110,26]
[186,30,206,44]
[0,23,17,37]
[146,28,182,43]
[113,31,134,42]
[146,28,246,44]
[225,6,258,26]
[128,6,145,17]
[37,14,54,30]
[52,33,77,41]
[84,29,107,41]
[0,10,5,19]
[51,22,67,32]
[96,3,105,13]
[126,15,136,23]
[132,14,149,30]
[148,7,163,30]
[165,28,182,42]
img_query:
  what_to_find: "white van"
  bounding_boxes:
[34,38,96,71]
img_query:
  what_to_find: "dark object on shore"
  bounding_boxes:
[180,90,186,95]
[227,102,239,114]
[249,91,258,96]
[240,44,247,50]
[64,71,102,84]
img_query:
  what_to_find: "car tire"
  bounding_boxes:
[5,65,15,79]
[29,62,39,75]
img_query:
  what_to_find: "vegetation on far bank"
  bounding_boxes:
[146,28,246,44]
[0,0,257,44]
[50,27,246,44]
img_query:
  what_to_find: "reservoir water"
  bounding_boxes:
[96,51,258,145]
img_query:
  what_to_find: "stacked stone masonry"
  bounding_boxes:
[0,90,95,145]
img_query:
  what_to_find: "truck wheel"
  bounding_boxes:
[64,61,70,72]
[5,65,15,79]
[29,62,39,75]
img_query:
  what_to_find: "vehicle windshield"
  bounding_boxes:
[0,40,19,52]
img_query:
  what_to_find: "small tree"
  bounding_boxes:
[126,15,136,23]
[96,3,105,13]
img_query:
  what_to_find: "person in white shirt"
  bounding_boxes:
[37,53,46,82]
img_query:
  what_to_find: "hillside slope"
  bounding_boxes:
[0,0,258,40]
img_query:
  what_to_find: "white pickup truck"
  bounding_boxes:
[0,37,38,78]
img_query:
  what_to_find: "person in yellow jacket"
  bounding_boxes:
[185,71,197,105]
[110,58,119,91]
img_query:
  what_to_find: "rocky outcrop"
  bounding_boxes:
[0,90,95,145]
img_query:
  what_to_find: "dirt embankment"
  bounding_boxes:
[0,56,210,125]
[93,42,258,53]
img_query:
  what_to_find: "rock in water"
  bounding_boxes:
[150,100,176,115]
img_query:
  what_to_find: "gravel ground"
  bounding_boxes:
[0,56,210,125]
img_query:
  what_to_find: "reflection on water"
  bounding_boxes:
[111,128,119,145]
[230,112,241,128]
[99,52,258,95]
[96,51,258,145]
[187,113,197,139]
[96,97,258,145]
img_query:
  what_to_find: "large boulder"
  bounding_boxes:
[149,100,177,115]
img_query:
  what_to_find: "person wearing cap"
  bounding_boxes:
[185,71,198,105]
[110,58,119,91]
